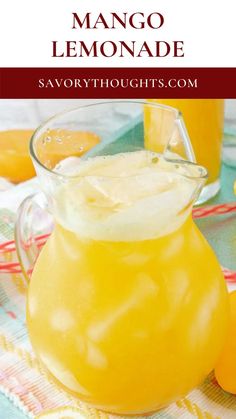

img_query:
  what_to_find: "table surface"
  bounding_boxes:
[196,162,236,271]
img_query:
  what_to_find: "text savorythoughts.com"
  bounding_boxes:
[38,77,198,89]
[2,68,235,98]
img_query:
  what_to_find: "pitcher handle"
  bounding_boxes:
[14,193,54,283]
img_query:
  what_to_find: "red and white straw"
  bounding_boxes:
[193,202,236,219]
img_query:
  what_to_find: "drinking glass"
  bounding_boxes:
[222,99,236,167]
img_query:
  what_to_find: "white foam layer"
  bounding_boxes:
[53,151,199,241]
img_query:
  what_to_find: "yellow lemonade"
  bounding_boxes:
[27,151,228,414]
[145,99,224,184]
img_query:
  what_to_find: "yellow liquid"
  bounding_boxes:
[0,130,35,183]
[27,219,228,414]
[27,151,228,414]
[145,99,224,184]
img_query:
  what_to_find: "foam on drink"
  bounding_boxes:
[53,150,200,241]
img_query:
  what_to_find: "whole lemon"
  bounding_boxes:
[215,290,236,394]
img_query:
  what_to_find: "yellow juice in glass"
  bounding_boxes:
[27,151,228,415]
[145,100,224,185]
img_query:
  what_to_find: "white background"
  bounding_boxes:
[0,0,235,68]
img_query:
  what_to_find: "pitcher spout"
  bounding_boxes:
[164,154,208,206]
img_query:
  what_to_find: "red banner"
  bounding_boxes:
[1,67,236,98]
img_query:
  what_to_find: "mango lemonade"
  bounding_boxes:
[27,151,228,414]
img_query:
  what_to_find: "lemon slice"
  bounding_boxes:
[36,406,88,419]
[0,130,35,183]
[0,129,100,183]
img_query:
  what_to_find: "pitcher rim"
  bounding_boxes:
[29,100,208,182]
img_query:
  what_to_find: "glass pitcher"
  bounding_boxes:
[15,101,229,415]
